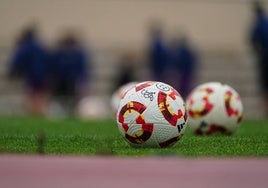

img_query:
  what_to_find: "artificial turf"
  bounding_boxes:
[0,116,267,157]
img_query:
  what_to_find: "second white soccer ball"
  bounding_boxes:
[110,82,138,116]
[186,82,243,135]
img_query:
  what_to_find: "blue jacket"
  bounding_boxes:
[51,46,89,93]
[9,37,50,89]
[150,36,168,73]
[251,14,268,55]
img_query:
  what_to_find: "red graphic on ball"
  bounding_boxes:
[195,123,231,135]
[224,90,242,123]
[159,135,183,148]
[118,101,153,144]
[135,81,155,92]
[158,89,186,126]
[188,87,214,118]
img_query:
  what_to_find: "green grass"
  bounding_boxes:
[0,116,267,157]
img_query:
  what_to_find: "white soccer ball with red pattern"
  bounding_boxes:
[116,81,187,148]
[186,82,243,135]
[110,82,138,116]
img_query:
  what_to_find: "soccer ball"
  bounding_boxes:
[110,82,138,116]
[77,96,110,120]
[116,81,188,148]
[186,82,243,135]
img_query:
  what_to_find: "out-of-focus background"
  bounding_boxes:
[0,0,267,119]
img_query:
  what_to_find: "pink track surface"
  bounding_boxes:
[0,155,267,188]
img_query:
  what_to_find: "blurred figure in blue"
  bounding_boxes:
[9,24,51,115]
[51,32,90,115]
[148,21,168,82]
[250,1,268,116]
[169,33,197,98]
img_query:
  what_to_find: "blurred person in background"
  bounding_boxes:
[148,21,169,82]
[250,1,268,116]
[169,32,197,98]
[50,32,90,116]
[8,24,51,115]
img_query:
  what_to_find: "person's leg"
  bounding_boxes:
[263,93,268,117]
[25,89,50,116]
